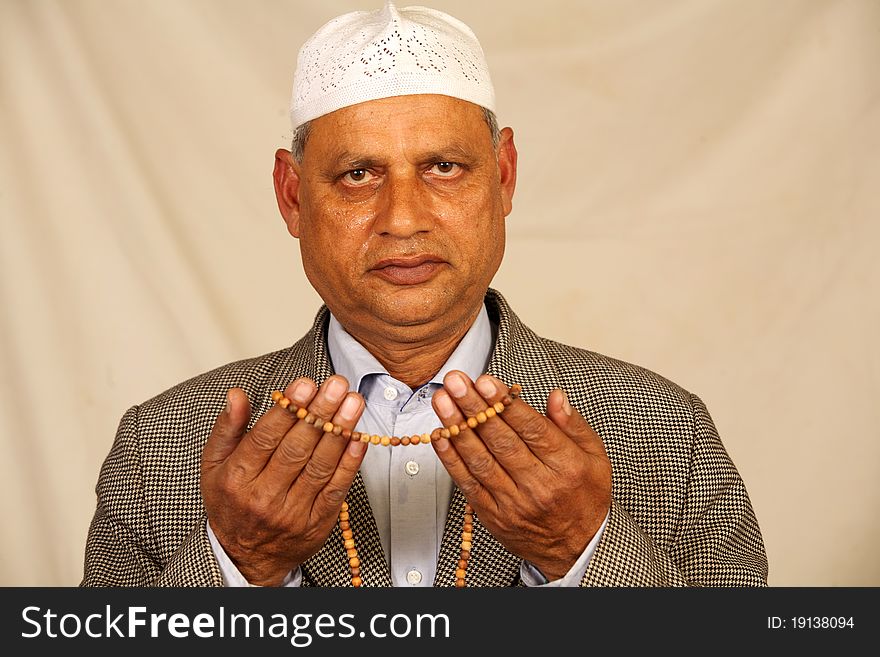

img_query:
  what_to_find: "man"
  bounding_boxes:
[82,2,767,588]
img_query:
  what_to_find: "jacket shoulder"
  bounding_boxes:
[542,338,695,408]
[142,346,297,410]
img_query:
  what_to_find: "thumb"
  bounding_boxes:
[202,388,252,467]
[546,388,607,458]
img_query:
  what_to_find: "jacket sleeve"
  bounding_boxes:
[581,394,768,586]
[80,405,223,587]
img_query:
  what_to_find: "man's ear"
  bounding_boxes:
[273,148,302,238]
[496,127,518,217]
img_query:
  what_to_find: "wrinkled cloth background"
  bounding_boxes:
[1,0,877,586]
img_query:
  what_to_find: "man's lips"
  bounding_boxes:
[370,255,447,285]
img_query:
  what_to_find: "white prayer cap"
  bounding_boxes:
[290,1,495,129]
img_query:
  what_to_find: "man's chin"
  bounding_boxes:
[325,278,481,338]
[366,285,462,328]
[377,290,450,323]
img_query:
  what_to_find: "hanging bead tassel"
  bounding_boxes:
[338,501,362,587]
[455,503,474,588]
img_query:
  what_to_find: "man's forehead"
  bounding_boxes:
[318,94,483,126]
[307,94,487,154]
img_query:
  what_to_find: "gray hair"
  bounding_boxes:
[291,106,501,162]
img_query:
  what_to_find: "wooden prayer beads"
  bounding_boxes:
[269,383,522,448]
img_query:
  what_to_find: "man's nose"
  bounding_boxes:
[372,174,435,237]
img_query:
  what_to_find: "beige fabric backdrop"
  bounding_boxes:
[1,0,877,587]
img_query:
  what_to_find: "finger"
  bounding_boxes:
[259,375,350,489]
[473,374,582,467]
[443,370,541,478]
[201,388,252,467]
[432,387,509,505]
[287,391,365,501]
[546,388,608,458]
[214,378,312,483]
[312,422,370,519]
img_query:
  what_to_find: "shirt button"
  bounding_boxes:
[405,460,420,476]
[383,386,398,401]
[406,569,423,585]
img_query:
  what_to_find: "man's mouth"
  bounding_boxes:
[371,255,447,285]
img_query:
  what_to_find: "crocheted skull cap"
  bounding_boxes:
[290,1,495,129]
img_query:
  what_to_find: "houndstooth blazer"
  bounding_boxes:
[81,288,768,587]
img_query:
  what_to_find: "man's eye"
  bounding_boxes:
[430,162,460,177]
[342,169,375,185]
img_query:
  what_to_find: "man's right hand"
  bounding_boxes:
[200,375,367,586]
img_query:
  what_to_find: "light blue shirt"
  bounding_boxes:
[208,303,608,586]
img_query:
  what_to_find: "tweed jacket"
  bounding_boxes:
[81,289,768,587]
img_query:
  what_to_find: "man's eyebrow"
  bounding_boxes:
[324,151,383,171]
[323,143,481,171]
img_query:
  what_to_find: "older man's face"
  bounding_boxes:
[275,94,517,343]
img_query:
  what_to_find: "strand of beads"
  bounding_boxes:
[338,501,362,587]
[456,503,474,587]
[339,499,475,588]
[269,383,522,447]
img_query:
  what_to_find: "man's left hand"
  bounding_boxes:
[432,371,612,582]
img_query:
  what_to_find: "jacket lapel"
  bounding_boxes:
[433,290,563,586]
[484,288,559,417]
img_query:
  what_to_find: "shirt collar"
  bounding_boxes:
[327,304,494,393]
